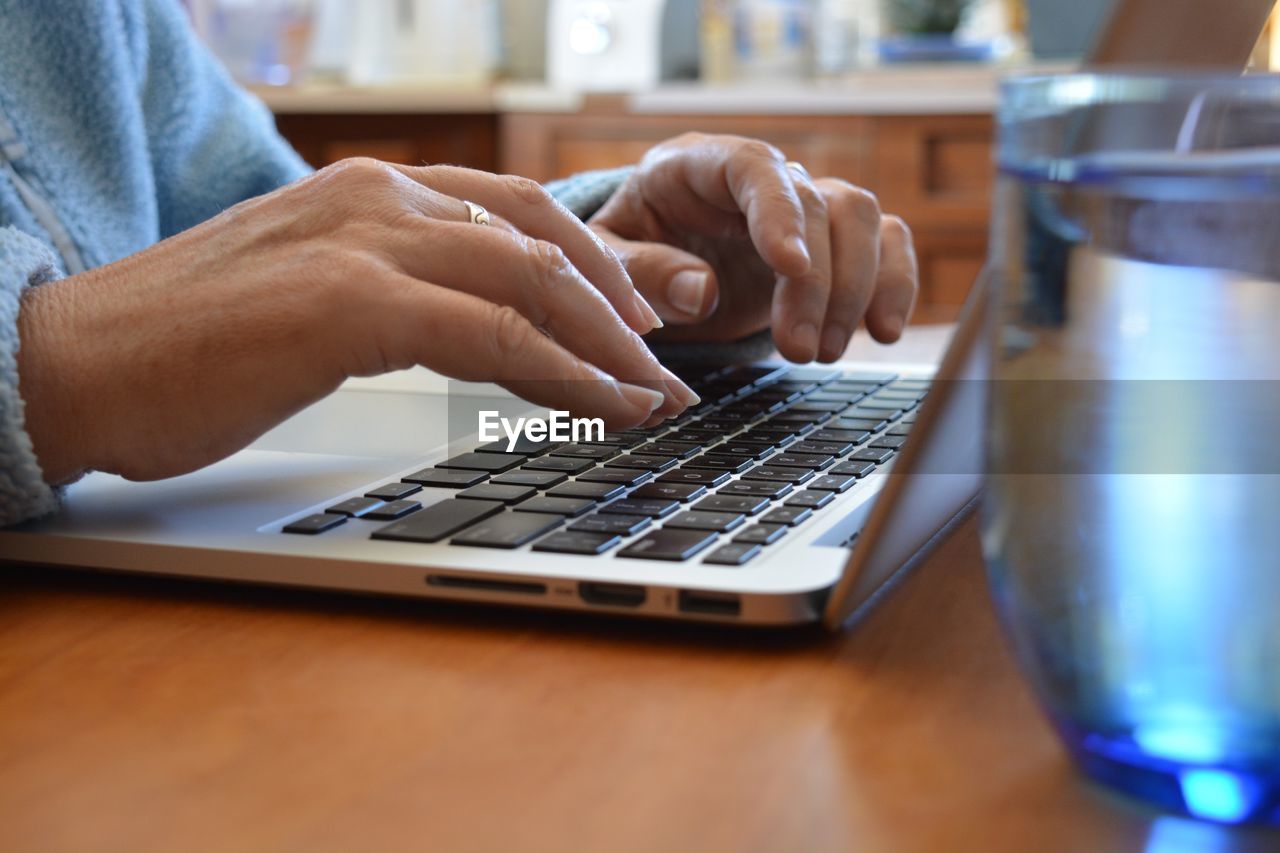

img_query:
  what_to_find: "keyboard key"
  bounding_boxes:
[808,475,857,493]
[599,498,680,518]
[605,454,678,472]
[666,429,725,445]
[790,440,854,457]
[831,460,877,478]
[550,444,620,461]
[618,529,719,562]
[514,496,595,516]
[364,482,423,502]
[887,424,913,437]
[577,468,652,486]
[769,452,835,470]
[850,447,894,465]
[682,455,752,474]
[522,456,594,474]
[840,370,897,384]
[734,524,789,545]
[693,495,770,516]
[811,428,871,445]
[831,416,887,433]
[657,468,731,487]
[326,497,385,518]
[458,483,537,504]
[788,400,847,413]
[402,468,487,488]
[665,510,745,533]
[591,432,648,449]
[870,435,909,450]
[844,407,901,423]
[872,390,923,403]
[532,530,621,555]
[704,542,762,566]
[547,481,625,501]
[569,513,651,536]
[491,470,568,489]
[857,399,907,412]
[631,482,707,502]
[476,437,559,456]
[636,441,701,459]
[741,466,814,485]
[438,452,527,473]
[717,480,792,500]
[770,410,830,425]
[363,499,423,520]
[283,513,346,534]
[785,490,836,509]
[890,378,931,391]
[760,506,813,527]
[451,511,563,548]
[372,499,503,543]
[713,442,777,460]
[789,367,841,383]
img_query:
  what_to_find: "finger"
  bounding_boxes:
[595,229,720,324]
[864,215,919,343]
[382,217,699,415]
[770,167,833,362]
[667,139,812,278]
[814,179,881,362]
[378,274,668,429]
[392,164,664,335]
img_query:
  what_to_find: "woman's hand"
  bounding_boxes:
[17,158,697,484]
[589,133,919,363]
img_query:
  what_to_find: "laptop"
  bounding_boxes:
[0,0,1265,628]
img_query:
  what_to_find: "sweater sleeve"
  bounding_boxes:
[135,0,312,238]
[0,227,61,526]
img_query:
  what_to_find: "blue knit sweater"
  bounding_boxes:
[0,0,628,526]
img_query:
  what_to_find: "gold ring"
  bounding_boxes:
[463,200,491,226]
[785,161,810,179]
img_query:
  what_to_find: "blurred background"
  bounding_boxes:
[181,0,1280,324]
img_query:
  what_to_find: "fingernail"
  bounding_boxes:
[820,324,848,361]
[791,322,819,361]
[785,235,810,271]
[661,366,701,407]
[617,382,665,415]
[668,270,708,317]
[632,291,664,331]
[889,308,909,338]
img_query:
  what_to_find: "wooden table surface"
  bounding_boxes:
[3,519,1278,853]
[3,328,1278,852]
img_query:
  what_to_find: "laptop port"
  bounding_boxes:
[579,581,646,608]
[677,590,741,617]
[426,574,546,596]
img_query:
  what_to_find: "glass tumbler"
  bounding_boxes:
[984,73,1280,825]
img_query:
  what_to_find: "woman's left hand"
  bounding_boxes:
[589,133,919,363]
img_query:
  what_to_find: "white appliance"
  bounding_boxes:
[547,0,699,91]
[330,0,501,86]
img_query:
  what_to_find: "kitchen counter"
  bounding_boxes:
[251,63,1070,116]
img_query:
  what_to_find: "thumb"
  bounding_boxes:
[603,234,720,324]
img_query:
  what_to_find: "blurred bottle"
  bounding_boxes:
[813,0,878,76]
[345,0,501,86]
[701,0,736,83]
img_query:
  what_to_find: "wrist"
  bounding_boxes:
[16,279,94,484]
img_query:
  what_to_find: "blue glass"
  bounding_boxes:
[984,73,1280,826]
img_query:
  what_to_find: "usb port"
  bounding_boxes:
[579,582,647,608]
[678,590,741,617]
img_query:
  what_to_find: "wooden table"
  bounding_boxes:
[3,331,1278,852]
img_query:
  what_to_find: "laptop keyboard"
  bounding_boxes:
[282,364,929,566]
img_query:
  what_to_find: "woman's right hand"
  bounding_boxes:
[16,158,698,485]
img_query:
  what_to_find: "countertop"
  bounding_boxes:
[251,63,1066,116]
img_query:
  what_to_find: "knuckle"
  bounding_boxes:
[488,304,538,365]
[502,174,554,208]
[835,186,881,227]
[328,157,395,186]
[741,138,785,163]
[882,213,913,244]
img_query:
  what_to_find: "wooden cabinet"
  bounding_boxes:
[273,106,991,323]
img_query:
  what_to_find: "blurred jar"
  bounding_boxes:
[813,0,880,76]
[732,0,813,80]
[189,0,313,86]
[344,0,501,86]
